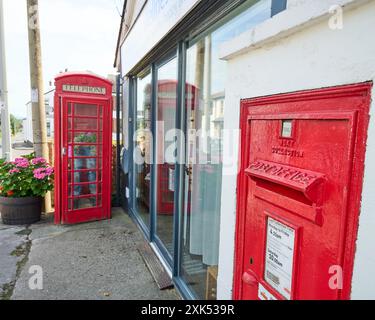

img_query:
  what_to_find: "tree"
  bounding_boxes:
[10,114,22,136]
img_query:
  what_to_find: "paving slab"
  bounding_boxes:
[0,225,30,299]
[1,208,178,300]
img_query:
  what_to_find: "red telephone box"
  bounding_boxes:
[54,72,113,225]
[234,83,372,300]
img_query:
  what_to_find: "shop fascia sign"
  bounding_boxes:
[121,0,201,75]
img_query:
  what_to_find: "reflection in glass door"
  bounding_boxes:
[155,56,178,257]
[134,72,152,229]
[181,32,224,300]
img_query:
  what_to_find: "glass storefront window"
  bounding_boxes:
[135,72,152,228]
[127,0,276,300]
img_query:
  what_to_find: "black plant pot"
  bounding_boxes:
[0,196,42,225]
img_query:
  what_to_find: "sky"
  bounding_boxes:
[3,0,123,118]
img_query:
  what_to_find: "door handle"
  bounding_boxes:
[185,165,192,176]
[242,270,259,286]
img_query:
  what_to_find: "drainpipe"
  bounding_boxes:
[115,74,122,207]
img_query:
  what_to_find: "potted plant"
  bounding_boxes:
[74,133,97,156]
[0,153,54,225]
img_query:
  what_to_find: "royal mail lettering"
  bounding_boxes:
[271,146,304,158]
[246,160,324,188]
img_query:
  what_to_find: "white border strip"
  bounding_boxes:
[220,0,370,61]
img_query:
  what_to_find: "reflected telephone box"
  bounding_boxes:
[54,73,113,225]
[138,80,198,215]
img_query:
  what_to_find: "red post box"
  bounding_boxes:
[54,72,113,225]
[234,83,372,300]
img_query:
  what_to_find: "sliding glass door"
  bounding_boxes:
[132,55,179,260]
[155,56,178,259]
[181,36,223,301]
[133,70,152,230]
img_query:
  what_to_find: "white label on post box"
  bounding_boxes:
[258,284,277,301]
[265,217,295,300]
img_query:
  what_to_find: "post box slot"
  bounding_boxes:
[253,185,323,226]
[256,179,313,206]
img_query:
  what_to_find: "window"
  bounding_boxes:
[134,71,152,228]
[155,56,178,258]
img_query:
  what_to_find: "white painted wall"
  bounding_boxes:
[217,0,375,299]
[24,91,55,143]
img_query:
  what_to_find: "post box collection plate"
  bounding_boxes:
[234,83,372,300]
[264,216,296,300]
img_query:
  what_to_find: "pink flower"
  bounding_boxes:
[31,157,47,165]
[33,168,45,180]
[35,173,46,180]
[33,166,54,180]
[14,158,29,168]
[45,167,54,176]
[9,169,20,174]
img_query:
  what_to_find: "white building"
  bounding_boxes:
[115,0,375,300]
[23,89,55,144]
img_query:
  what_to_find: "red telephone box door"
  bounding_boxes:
[54,73,113,225]
[60,98,111,224]
[234,83,372,300]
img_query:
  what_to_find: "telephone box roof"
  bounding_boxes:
[55,72,113,85]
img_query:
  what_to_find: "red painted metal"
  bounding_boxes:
[54,73,113,225]
[233,82,372,300]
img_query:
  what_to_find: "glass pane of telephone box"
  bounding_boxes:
[75,103,98,117]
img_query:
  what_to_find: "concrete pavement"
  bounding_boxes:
[0,131,33,160]
[0,224,30,299]
[0,208,179,300]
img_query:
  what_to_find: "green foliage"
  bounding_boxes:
[10,114,22,136]
[74,133,97,143]
[22,152,36,160]
[0,155,54,198]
